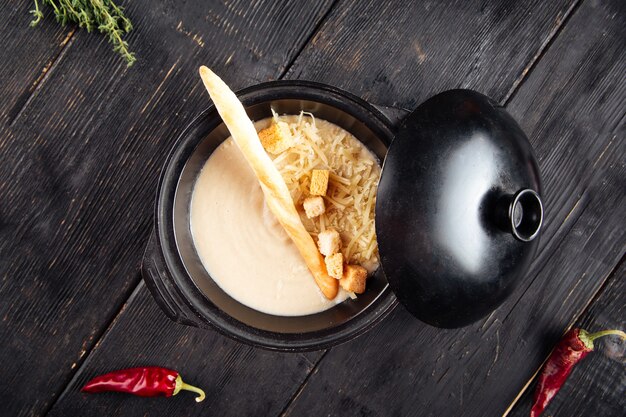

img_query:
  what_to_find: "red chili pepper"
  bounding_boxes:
[81,367,205,402]
[530,328,626,417]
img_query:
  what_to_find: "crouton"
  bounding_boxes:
[310,169,330,196]
[317,228,341,256]
[325,253,344,279]
[303,196,326,219]
[258,121,294,154]
[339,264,368,294]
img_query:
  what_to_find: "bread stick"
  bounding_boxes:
[198,66,338,299]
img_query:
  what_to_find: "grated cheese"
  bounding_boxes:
[268,112,381,272]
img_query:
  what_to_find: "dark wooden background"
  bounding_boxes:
[1,1,624,416]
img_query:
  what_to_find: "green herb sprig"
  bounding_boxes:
[30,0,136,66]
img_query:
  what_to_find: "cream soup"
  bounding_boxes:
[190,117,380,316]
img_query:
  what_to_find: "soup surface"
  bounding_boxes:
[190,116,380,316]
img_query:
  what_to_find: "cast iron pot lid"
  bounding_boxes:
[375,89,543,328]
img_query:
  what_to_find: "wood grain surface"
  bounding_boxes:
[507,260,625,417]
[47,282,325,417]
[285,0,580,107]
[0,0,74,125]
[0,0,624,416]
[0,1,334,415]
[44,0,586,416]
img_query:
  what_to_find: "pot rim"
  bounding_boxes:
[152,80,399,351]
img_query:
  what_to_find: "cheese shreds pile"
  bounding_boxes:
[268,112,381,272]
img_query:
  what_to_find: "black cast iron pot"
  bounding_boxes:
[142,80,543,351]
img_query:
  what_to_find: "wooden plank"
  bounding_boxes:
[506,260,625,417]
[0,1,334,416]
[280,0,625,416]
[46,283,323,417]
[285,0,579,107]
[0,1,74,124]
[39,0,588,416]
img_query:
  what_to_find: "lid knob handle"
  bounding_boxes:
[506,189,543,242]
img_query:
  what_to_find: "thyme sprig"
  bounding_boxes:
[30,0,136,66]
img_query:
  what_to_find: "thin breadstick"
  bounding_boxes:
[198,66,338,300]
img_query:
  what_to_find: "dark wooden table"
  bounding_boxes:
[1,1,624,416]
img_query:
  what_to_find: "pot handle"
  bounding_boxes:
[371,103,411,128]
[495,189,544,242]
[142,230,201,327]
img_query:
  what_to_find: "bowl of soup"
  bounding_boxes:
[143,72,544,350]
[142,80,399,351]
